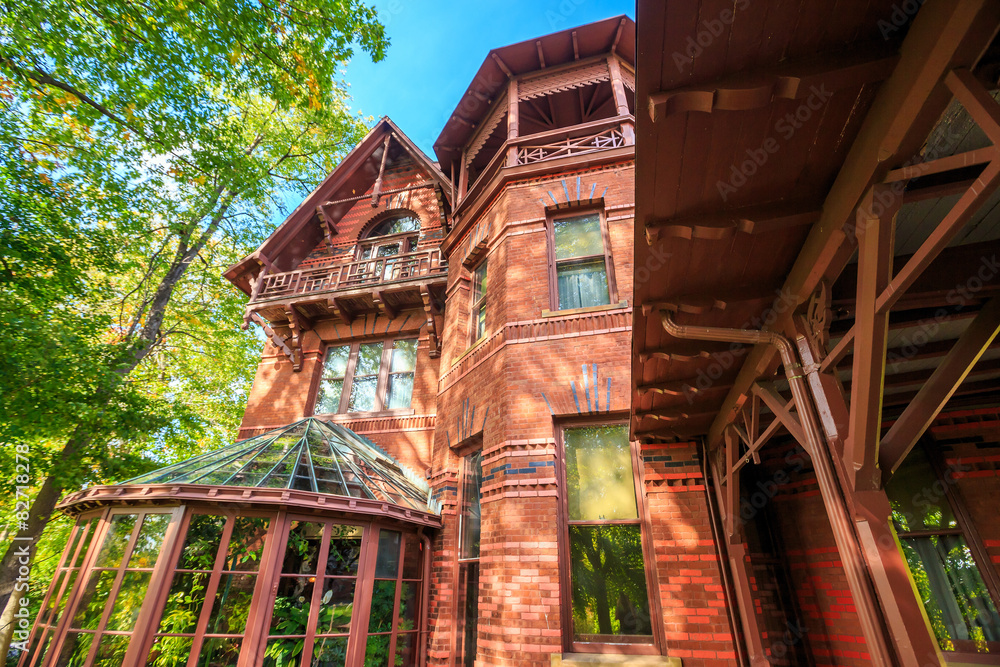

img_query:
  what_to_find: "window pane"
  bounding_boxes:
[283,521,324,575]
[565,426,637,521]
[364,633,391,667]
[326,525,363,576]
[205,574,256,634]
[56,632,93,665]
[473,262,487,301]
[401,535,422,580]
[354,343,383,376]
[398,581,419,631]
[93,633,130,665]
[460,452,483,560]
[316,579,355,635]
[375,530,401,579]
[105,570,152,631]
[312,637,350,666]
[149,636,194,667]
[128,513,171,568]
[554,214,604,260]
[569,525,653,643]
[72,569,117,629]
[348,376,378,412]
[390,339,417,373]
[94,514,138,568]
[316,379,344,414]
[52,570,79,625]
[475,305,486,340]
[270,576,314,636]
[376,243,400,257]
[73,518,101,568]
[557,259,610,310]
[226,517,270,571]
[263,638,305,667]
[386,373,413,410]
[157,572,210,634]
[178,514,226,571]
[902,534,1000,652]
[198,637,242,666]
[367,580,397,633]
[887,447,959,532]
[394,633,417,667]
[323,346,350,379]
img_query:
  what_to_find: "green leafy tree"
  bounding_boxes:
[0,0,388,654]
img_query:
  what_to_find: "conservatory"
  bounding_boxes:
[21,419,440,667]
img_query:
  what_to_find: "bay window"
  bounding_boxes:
[314,338,417,415]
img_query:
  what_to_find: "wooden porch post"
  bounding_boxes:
[506,78,519,168]
[607,55,635,144]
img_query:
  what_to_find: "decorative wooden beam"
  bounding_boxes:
[535,40,546,69]
[420,285,441,358]
[648,49,898,121]
[636,378,700,397]
[751,382,807,449]
[249,312,300,371]
[607,55,635,144]
[883,145,996,182]
[571,31,580,60]
[372,290,398,320]
[371,133,392,207]
[846,186,898,492]
[638,341,747,364]
[946,68,1000,144]
[645,199,820,244]
[490,52,512,77]
[328,297,353,326]
[507,78,519,168]
[879,298,1000,480]
[610,17,626,55]
[641,286,779,317]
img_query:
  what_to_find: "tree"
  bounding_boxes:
[0,0,388,654]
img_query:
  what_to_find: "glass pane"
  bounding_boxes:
[569,524,653,643]
[473,262,487,301]
[376,243,400,257]
[63,522,86,569]
[148,636,194,667]
[565,425,637,520]
[128,513,172,568]
[105,571,152,631]
[364,634,391,667]
[73,518,101,568]
[92,633,130,665]
[315,379,344,415]
[460,564,479,667]
[197,637,242,667]
[56,631,93,665]
[326,525,363,576]
[178,514,226,570]
[312,636,349,666]
[72,569,117,629]
[401,535,422,580]
[156,571,210,634]
[283,521,324,575]
[270,576,314,636]
[386,373,413,410]
[94,514,138,568]
[394,633,417,667]
[316,579,355,635]
[355,343,383,377]
[460,452,483,560]
[226,517,270,571]
[263,638,306,666]
[390,340,417,373]
[52,570,79,625]
[367,580,397,633]
[887,448,960,532]
[900,534,1000,652]
[398,581,419,631]
[553,214,604,260]
[374,531,401,579]
[205,574,257,635]
[43,571,65,620]
[348,376,378,413]
[475,305,486,340]
[323,346,351,379]
[557,259,610,310]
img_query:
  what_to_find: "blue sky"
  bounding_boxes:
[345,0,635,158]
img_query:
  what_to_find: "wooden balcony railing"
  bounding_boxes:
[251,248,447,303]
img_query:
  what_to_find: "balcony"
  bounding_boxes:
[244,249,448,362]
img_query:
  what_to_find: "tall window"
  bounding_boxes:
[357,214,421,260]
[315,338,417,415]
[471,260,488,343]
[548,212,614,311]
[457,450,482,667]
[886,446,1000,655]
[561,425,653,648]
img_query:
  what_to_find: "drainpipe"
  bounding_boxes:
[659,311,895,667]
[419,531,433,666]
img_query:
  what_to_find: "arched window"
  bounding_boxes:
[357,214,421,261]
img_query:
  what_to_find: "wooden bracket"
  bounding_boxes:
[372,290,398,320]
[249,312,300,371]
[420,285,441,358]
[328,297,353,326]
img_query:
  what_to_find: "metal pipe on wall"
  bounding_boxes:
[658,311,896,667]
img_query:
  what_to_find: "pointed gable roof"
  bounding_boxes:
[224,117,452,294]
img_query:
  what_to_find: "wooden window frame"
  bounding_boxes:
[544,207,618,312]
[452,444,483,667]
[554,418,663,655]
[470,259,488,345]
[311,337,419,417]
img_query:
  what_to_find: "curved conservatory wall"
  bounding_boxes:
[21,419,439,667]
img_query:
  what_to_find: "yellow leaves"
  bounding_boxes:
[38,173,52,186]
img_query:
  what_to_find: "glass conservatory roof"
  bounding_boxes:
[123,418,437,513]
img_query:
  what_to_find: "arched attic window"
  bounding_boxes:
[357,212,421,260]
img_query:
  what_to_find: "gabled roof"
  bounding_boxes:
[123,418,439,514]
[433,15,635,172]
[224,117,452,294]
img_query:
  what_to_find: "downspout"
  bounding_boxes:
[659,311,895,667]
[419,531,433,666]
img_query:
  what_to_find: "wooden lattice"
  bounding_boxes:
[466,93,507,163]
[517,61,610,101]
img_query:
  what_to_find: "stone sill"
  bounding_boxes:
[551,654,681,667]
[541,300,629,318]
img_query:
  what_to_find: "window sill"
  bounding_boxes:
[541,300,628,318]
[315,408,416,421]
